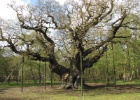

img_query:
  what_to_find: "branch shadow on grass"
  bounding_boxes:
[83,83,140,95]
[0,88,8,94]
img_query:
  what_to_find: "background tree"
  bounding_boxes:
[0,49,7,84]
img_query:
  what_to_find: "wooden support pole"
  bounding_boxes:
[44,62,47,90]
[106,51,109,85]
[50,64,53,88]
[80,51,83,96]
[21,56,24,92]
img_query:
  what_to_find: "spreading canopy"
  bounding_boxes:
[0,0,140,77]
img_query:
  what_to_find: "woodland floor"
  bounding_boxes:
[0,82,140,100]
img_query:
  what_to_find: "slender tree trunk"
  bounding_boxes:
[38,61,42,84]
[21,56,24,92]
[105,51,109,85]
[4,69,10,85]
[15,70,19,85]
[123,64,126,81]
[29,60,36,84]
[135,63,139,79]
[49,63,53,88]
[112,43,116,85]
[127,46,132,81]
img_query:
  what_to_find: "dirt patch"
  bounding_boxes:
[84,83,140,95]
[0,98,21,100]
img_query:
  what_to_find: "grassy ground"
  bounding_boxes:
[0,81,140,100]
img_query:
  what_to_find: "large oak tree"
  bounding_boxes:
[0,0,139,88]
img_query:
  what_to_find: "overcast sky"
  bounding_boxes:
[0,0,66,20]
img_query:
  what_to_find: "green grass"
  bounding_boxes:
[1,80,140,100]
[1,88,140,100]
[0,81,61,88]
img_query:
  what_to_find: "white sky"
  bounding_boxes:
[56,0,66,5]
[0,0,66,20]
[0,0,27,20]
